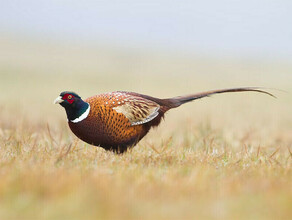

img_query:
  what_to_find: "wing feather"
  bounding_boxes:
[113,97,160,126]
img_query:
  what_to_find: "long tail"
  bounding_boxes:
[162,87,275,108]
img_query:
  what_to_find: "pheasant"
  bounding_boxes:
[54,88,274,153]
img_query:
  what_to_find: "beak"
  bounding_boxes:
[54,96,64,104]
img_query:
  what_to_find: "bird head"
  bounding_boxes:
[54,91,82,107]
[54,91,90,122]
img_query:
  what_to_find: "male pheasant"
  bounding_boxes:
[54,88,274,153]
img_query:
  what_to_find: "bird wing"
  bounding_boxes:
[112,96,160,126]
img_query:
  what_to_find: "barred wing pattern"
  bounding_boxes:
[112,95,160,126]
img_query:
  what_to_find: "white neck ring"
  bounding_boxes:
[70,104,90,123]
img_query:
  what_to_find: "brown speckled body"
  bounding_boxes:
[68,92,167,153]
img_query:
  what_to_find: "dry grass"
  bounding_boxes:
[0,36,291,219]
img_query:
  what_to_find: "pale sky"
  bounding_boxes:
[1,0,291,58]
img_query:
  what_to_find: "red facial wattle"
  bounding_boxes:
[62,94,75,104]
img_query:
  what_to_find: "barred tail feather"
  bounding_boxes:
[164,87,275,108]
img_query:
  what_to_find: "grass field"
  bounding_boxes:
[0,36,292,219]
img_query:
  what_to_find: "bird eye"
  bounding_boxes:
[68,95,72,99]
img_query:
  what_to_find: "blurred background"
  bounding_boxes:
[0,1,292,219]
[0,0,291,138]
